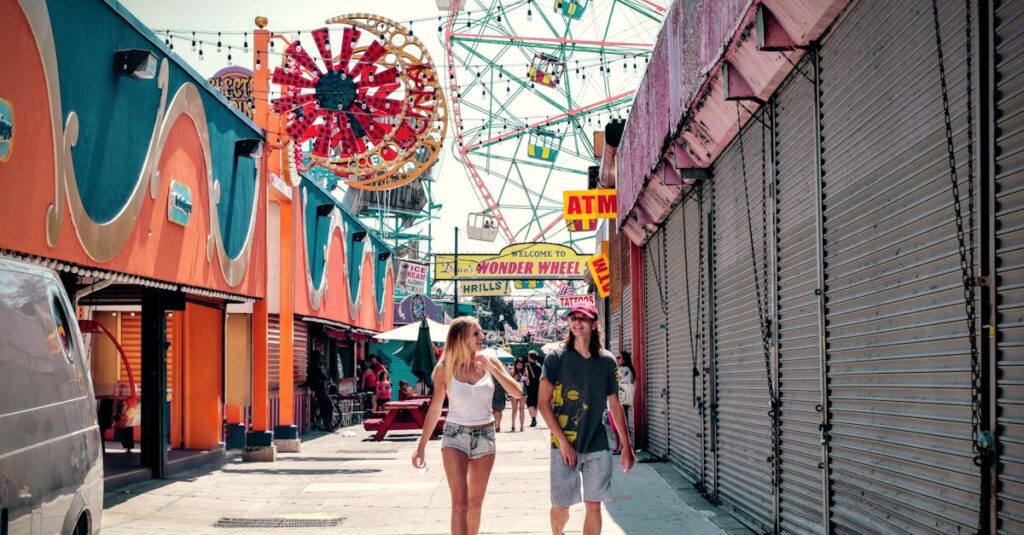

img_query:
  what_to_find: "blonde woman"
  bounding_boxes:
[412,317,523,535]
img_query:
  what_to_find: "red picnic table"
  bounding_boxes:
[363,399,445,442]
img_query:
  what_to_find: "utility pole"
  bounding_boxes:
[453,226,460,318]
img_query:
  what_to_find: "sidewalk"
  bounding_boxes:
[102,411,750,534]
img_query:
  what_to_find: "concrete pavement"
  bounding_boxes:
[102,410,751,534]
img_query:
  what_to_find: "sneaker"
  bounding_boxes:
[530,417,537,427]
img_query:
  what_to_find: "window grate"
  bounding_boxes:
[213,517,344,529]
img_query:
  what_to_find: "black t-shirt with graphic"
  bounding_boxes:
[541,344,618,453]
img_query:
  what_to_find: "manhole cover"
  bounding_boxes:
[213,517,344,529]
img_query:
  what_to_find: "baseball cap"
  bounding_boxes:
[565,301,598,320]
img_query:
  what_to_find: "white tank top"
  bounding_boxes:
[446,372,495,426]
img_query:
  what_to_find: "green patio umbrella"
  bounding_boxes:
[393,318,438,381]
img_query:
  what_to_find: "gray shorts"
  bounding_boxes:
[549,448,613,507]
[441,422,496,460]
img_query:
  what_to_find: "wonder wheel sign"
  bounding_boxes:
[272,14,447,190]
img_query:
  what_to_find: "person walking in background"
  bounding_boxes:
[412,317,523,535]
[492,371,508,432]
[538,302,633,535]
[510,360,528,432]
[525,350,542,427]
[610,351,636,454]
[375,367,392,411]
[360,358,378,414]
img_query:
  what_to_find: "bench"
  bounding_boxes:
[364,414,444,430]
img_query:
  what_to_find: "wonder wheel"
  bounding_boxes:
[443,0,666,246]
[272,14,447,191]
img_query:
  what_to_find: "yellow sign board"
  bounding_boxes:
[563,189,617,221]
[587,253,611,298]
[460,280,511,297]
[434,243,587,281]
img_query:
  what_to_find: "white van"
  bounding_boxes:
[0,258,103,534]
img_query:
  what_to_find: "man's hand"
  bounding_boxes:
[559,441,578,468]
[619,447,635,474]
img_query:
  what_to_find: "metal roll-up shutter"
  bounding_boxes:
[711,107,774,531]
[645,230,669,457]
[120,314,174,394]
[293,319,309,388]
[820,1,978,532]
[610,309,621,354]
[666,193,705,482]
[995,0,1024,531]
[268,314,280,391]
[774,59,827,534]
[622,283,633,351]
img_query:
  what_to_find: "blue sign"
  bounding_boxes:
[0,97,13,162]
[168,180,193,226]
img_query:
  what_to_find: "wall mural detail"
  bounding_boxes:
[299,180,392,328]
[22,0,259,286]
[0,97,13,162]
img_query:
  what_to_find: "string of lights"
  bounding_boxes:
[159,31,650,73]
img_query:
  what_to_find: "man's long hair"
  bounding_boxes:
[564,319,603,357]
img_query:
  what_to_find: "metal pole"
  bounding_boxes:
[812,45,833,533]
[767,99,781,535]
[453,227,460,318]
[978,0,996,530]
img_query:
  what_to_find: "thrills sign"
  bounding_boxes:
[587,253,611,298]
[460,280,511,297]
[563,189,616,221]
[434,243,587,281]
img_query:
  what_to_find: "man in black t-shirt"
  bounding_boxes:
[539,302,633,535]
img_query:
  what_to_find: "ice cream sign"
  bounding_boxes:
[168,180,193,226]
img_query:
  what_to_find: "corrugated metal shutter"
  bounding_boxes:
[995,0,1024,531]
[711,107,774,531]
[609,309,621,355]
[268,314,280,391]
[293,319,309,387]
[622,284,633,351]
[666,192,704,483]
[774,59,827,534]
[120,314,141,386]
[820,0,979,532]
[120,313,174,395]
[645,230,669,457]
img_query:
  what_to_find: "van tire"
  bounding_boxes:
[71,513,90,535]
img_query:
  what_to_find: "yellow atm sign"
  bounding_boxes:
[563,189,617,221]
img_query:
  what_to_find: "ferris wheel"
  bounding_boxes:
[442,0,666,247]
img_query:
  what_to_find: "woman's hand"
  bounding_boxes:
[411,446,426,469]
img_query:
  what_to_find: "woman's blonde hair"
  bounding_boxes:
[442,316,480,388]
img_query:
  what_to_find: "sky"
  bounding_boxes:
[117,0,665,305]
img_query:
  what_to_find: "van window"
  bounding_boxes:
[50,293,76,363]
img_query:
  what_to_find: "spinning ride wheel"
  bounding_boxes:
[272,14,447,191]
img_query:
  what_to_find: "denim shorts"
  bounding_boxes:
[549,449,613,507]
[441,422,496,459]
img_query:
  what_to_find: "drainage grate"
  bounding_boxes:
[213,517,344,529]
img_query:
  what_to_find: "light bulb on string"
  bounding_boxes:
[527,0,532,22]
[217,32,222,52]
[227,46,233,65]
[255,51,262,71]
[243,32,249,53]
[408,22,413,36]
[191,31,196,52]
[198,43,204,61]
[438,16,442,33]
